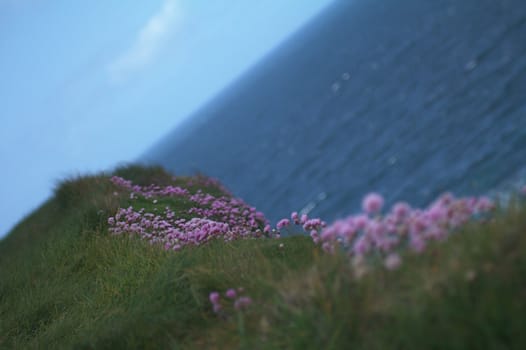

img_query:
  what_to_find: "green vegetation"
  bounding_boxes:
[1,165,525,349]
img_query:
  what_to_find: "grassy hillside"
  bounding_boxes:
[1,165,525,349]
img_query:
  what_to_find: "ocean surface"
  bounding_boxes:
[144,0,526,224]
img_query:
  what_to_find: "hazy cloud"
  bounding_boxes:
[107,0,182,83]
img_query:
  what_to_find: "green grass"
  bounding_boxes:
[1,165,525,349]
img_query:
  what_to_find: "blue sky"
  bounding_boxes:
[0,0,334,238]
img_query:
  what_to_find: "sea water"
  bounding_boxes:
[145,0,526,223]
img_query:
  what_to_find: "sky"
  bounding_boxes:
[0,0,334,238]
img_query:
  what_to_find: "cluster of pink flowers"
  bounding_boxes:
[277,212,326,232]
[276,192,495,270]
[108,174,518,271]
[186,175,232,195]
[107,177,272,250]
[111,176,190,198]
[209,288,252,314]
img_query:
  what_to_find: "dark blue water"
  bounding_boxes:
[144,0,526,223]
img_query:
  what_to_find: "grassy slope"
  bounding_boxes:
[0,166,525,349]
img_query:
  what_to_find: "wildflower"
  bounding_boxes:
[392,201,411,220]
[209,291,220,305]
[353,214,369,230]
[353,235,370,255]
[303,218,322,231]
[234,296,252,311]
[322,241,335,254]
[310,230,320,244]
[276,218,290,229]
[213,304,222,313]
[474,196,494,212]
[427,203,447,223]
[225,289,237,299]
[291,211,300,224]
[425,227,447,241]
[409,235,426,253]
[384,253,402,270]
[320,227,336,242]
[366,220,386,240]
[362,192,384,214]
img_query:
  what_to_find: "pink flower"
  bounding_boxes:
[362,193,384,214]
[303,218,322,231]
[425,227,447,241]
[310,230,320,244]
[320,227,337,242]
[427,204,446,223]
[392,202,411,219]
[353,236,370,255]
[437,192,454,206]
[409,235,426,253]
[225,288,237,299]
[353,214,369,231]
[522,185,526,195]
[475,196,494,212]
[291,211,300,224]
[234,296,252,310]
[276,218,290,229]
[384,253,402,270]
[409,215,428,235]
[213,304,222,313]
[365,221,386,240]
[322,241,335,254]
[209,291,220,305]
